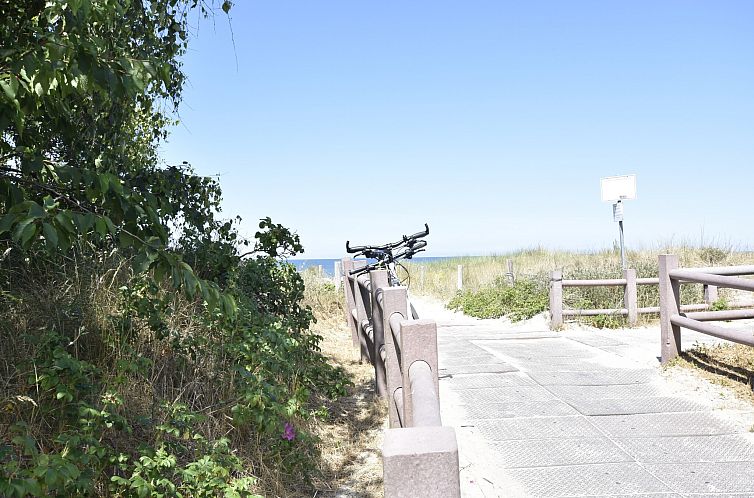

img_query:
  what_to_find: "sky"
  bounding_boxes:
[160,1,754,258]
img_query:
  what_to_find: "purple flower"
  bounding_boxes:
[282,422,295,441]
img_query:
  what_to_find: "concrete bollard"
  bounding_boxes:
[398,319,439,428]
[381,286,409,428]
[369,270,389,397]
[382,426,460,498]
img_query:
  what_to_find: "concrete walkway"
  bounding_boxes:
[420,300,754,497]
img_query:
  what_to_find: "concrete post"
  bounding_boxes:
[382,426,460,498]
[334,260,342,290]
[341,259,358,347]
[351,262,369,363]
[704,284,718,304]
[624,268,638,327]
[659,254,682,364]
[550,270,563,329]
[399,319,439,427]
[369,270,389,397]
[456,265,463,291]
[381,287,409,427]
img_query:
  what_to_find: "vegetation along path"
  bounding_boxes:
[412,297,754,497]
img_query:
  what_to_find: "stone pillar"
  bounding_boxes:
[382,426,460,498]
[381,287,408,428]
[399,319,439,428]
[369,270,389,397]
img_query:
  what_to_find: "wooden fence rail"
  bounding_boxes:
[340,259,460,498]
[659,255,754,364]
[547,267,741,330]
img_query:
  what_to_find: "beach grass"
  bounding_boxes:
[403,245,753,327]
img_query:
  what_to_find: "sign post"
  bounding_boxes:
[600,175,636,270]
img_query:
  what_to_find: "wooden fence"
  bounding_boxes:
[341,259,460,498]
[659,254,754,364]
[549,268,730,330]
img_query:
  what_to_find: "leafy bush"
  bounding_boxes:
[447,277,549,321]
[1,1,351,495]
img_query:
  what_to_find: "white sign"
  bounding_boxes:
[600,174,636,202]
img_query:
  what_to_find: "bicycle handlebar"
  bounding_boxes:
[346,223,429,254]
[348,240,428,276]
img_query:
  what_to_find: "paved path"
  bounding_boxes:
[419,300,754,497]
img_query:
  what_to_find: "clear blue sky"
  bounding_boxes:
[160,1,754,259]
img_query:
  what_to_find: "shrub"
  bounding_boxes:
[447,277,549,321]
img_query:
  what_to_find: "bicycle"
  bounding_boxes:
[345,223,429,318]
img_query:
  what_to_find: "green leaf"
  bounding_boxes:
[222,1,232,13]
[27,202,45,219]
[95,217,107,236]
[12,217,34,242]
[0,77,18,99]
[42,223,58,248]
[54,212,76,234]
[0,212,17,234]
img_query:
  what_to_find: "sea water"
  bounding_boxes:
[288,257,454,277]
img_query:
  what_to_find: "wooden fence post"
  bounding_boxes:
[334,260,342,290]
[456,265,463,291]
[704,284,718,304]
[659,255,681,364]
[624,268,638,326]
[550,270,563,329]
[506,259,515,284]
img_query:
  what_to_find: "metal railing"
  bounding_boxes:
[340,258,460,498]
[659,254,754,364]
[548,267,747,330]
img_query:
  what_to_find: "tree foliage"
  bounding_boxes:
[0,0,235,312]
[0,1,350,496]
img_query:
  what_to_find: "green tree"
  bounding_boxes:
[0,0,235,311]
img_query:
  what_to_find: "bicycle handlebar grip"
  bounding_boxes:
[405,223,430,241]
[412,240,428,250]
[346,241,368,254]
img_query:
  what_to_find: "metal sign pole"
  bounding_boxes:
[619,219,626,270]
[601,175,636,272]
[613,200,626,270]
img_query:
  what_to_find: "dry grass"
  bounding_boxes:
[405,245,754,302]
[676,343,754,405]
[302,272,386,498]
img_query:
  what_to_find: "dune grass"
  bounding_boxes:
[403,245,753,327]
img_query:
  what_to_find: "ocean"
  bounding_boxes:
[288,257,454,277]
